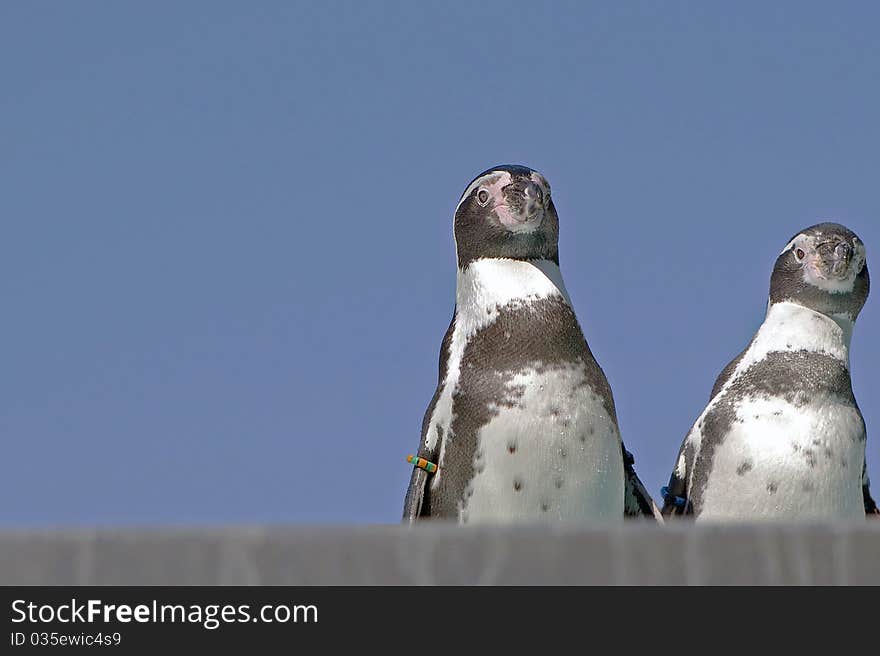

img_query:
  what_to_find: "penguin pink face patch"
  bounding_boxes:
[477,172,517,227]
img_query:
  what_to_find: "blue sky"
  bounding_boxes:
[2,2,878,525]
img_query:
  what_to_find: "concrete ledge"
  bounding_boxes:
[1,522,878,585]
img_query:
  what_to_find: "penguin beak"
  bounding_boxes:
[500,180,545,225]
[523,181,545,219]
[829,242,854,278]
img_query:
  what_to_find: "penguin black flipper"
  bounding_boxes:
[402,316,455,524]
[661,440,693,517]
[622,444,662,519]
[402,403,440,522]
[863,462,879,517]
[403,469,430,523]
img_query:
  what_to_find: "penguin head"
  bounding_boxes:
[770,222,870,320]
[453,165,559,269]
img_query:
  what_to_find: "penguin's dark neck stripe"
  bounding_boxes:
[721,301,852,390]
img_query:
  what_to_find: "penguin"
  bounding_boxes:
[662,222,879,520]
[403,165,659,523]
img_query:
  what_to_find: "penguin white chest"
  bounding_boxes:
[699,393,865,520]
[461,364,625,523]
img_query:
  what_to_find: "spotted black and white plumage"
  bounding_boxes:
[663,222,878,520]
[403,165,658,523]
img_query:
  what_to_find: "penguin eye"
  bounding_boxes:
[796,248,805,260]
[476,189,490,206]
